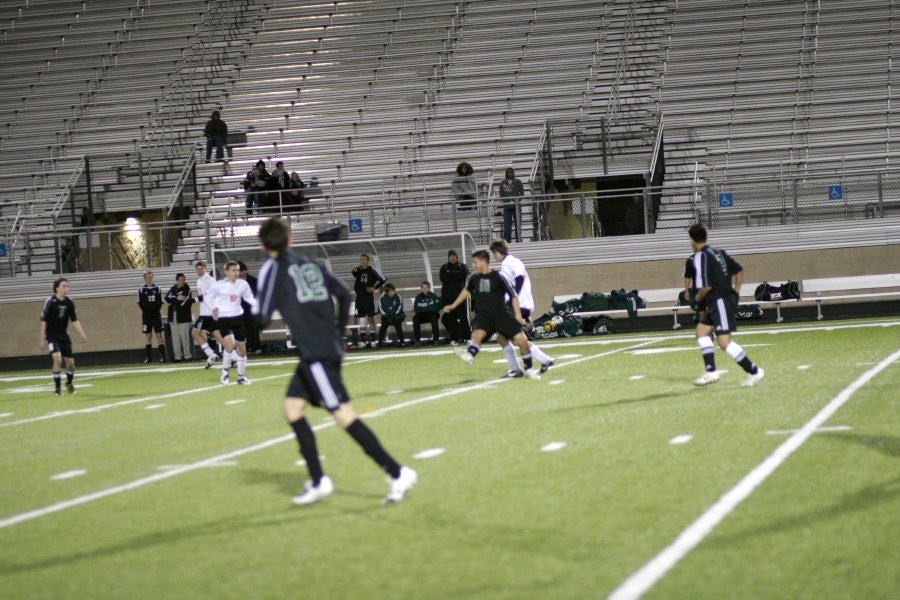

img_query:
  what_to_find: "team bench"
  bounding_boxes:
[553,272,900,329]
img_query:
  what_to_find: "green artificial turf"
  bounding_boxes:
[0,319,898,599]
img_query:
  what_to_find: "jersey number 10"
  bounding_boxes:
[288,264,329,303]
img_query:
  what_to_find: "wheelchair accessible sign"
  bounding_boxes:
[828,185,844,200]
[718,193,734,208]
[0,242,6,258]
[348,218,363,233]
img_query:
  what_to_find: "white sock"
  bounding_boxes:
[724,341,746,362]
[200,343,216,359]
[502,344,519,371]
[222,352,233,370]
[237,355,247,377]
[231,350,239,363]
[529,343,551,364]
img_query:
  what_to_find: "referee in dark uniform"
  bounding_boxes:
[351,254,386,347]
[39,278,87,396]
[255,218,417,506]
[441,250,541,379]
[137,271,166,363]
[686,224,765,387]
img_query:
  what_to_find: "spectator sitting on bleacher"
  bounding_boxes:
[242,160,269,215]
[267,161,291,213]
[305,176,323,203]
[451,161,477,209]
[203,110,228,163]
[412,281,441,346]
[498,167,525,242]
[377,283,406,348]
[286,172,307,212]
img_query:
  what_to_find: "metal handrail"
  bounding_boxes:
[606,0,637,118]
[647,113,665,179]
[164,145,199,216]
[528,120,549,189]
[49,156,86,219]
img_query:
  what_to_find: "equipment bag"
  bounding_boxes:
[754,281,801,301]
[551,298,582,316]
[590,315,616,335]
[579,292,610,311]
[735,304,764,320]
[559,316,583,338]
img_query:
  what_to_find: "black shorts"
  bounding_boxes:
[216,316,247,342]
[472,312,523,340]
[355,294,376,317]
[46,333,73,358]
[142,313,163,334]
[700,295,737,335]
[193,315,217,335]
[287,359,350,411]
[520,308,532,323]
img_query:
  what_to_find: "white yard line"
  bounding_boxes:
[765,425,852,436]
[607,347,900,600]
[0,340,656,531]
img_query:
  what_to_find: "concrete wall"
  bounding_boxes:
[2,244,897,358]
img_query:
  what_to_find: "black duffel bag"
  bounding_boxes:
[754,280,801,301]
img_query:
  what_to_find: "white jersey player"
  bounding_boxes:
[206,261,258,385]
[192,261,223,368]
[489,239,553,377]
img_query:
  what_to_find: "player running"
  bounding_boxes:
[685,224,765,387]
[205,261,257,385]
[192,261,223,368]
[39,278,87,396]
[489,239,553,377]
[442,250,542,379]
[255,217,417,505]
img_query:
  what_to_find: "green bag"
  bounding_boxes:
[559,316,583,337]
[551,299,582,316]
[580,292,610,311]
[735,304,764,320]
[591,315,616,335]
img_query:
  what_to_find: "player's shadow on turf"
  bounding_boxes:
[823,432,900,459]
[240,468,383,500]
[551,391,689,412]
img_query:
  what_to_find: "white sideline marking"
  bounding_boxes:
[0,413,13,418]
[797,365,812,370]
[766,425,852,436]
[631,344,770,356]
[629,375,645,381]
[413,448,445,460]
[0,373,291,429]
[607,348,900,600]
[553,354,583,359]
[5,383,95,395]
[668,435,693,445]
[0,339,657,531]
[385,389,404,395]
[158,461,236,471]
[492,359,508,364]
[224,399,246,405]
[145,404,165,411]
[549,380,565,386]
[295,455,326,467]
[541,441,567,452]
[50,470,86,481]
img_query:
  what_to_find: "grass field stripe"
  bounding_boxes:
[0,340,653,531]
[607,347,900,600]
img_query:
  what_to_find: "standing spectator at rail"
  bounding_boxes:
[451,161,477,209]
[412,281,441,346]
[165,273,195,362]
[242,160,270,215]
[40,278,87,396]
[377,283,406,348]
[238,261,262,355]
[268,161,291,212]
[138,271,166,363]
[351,254,386,348]
[286,171,307,212]
[203,110,228,163]
[498,167,525,242]
[439,249,470,344]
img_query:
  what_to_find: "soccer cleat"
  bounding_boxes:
[385,466,418,504]
[741,367,766,388]
[160,356,165,363]
[54,390,62,397]
[220,370,230,385]
[500,369,524,379]
[205,356,216,369]
[237,376,251,385]
[524,368,541,380]
[143,358,151,364]
[539,359,555,375]
[66,383,76,395]
[292,475,334,506]
[454,347,475,366]
[694,371,721,387]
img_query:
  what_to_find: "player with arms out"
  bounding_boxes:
[686,224,765,387]
[351,254,386,348]
[255,218,417,505]
[205,261,257,385]
[442,250,542,379]
[40,278,87,396]
[137,271,166,363]
[489,239,554,377]
[192,261,222,368]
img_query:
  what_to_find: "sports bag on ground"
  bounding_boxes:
[754,281,800,301]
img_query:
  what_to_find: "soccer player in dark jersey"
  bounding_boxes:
[351,254,386,348]
[137,271,166,363]
[39,278,87,396]
[255,218,417,505]
[686,224,765,387]
[442,250,541,379]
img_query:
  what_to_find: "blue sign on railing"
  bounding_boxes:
[348,218,363,233]
[828,185,844,200]
[718,193,734,208]
[0,242,6,258]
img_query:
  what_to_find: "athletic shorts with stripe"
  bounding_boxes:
[472,312,524,340]
[700,294,737,335]
[193,315,217,335]
[287,359,350,411]
[45,333,73,358]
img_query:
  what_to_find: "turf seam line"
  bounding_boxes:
[0,340,657,531]
[606,347,900,600]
